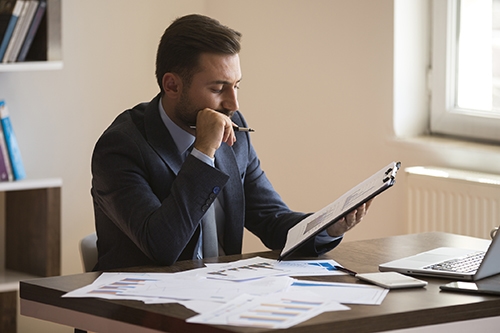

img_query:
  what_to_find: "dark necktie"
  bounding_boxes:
[202,204,219,257]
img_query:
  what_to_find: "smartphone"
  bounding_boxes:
[356,272,427,289]
[440,281,500,296]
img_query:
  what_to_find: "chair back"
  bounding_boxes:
[79,233,98,272]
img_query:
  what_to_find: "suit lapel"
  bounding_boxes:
[143,96,245,254]
[143,95,184,175]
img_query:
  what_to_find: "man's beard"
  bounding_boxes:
[173,90,198,126]
[173,91,235,126]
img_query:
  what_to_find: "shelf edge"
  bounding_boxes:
[0,178,63,191]
[0,61,63,72]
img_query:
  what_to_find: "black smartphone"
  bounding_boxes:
[440,281,500,296]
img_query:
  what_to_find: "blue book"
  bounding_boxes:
[0,1,18,39]
[0,100,26,180]
[0,0,23,61]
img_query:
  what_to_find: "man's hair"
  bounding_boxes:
[155,14,242,94]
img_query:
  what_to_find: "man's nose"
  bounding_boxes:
[222,90,239,112]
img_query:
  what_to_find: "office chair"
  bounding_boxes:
[79,232,98,272]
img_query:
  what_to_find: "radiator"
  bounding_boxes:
[406,166,500,239]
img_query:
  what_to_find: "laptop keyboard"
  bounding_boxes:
[424,251,485,273]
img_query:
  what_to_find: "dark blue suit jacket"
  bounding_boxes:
[91,94,340,270]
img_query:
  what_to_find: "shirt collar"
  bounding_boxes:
[158,98,195,155]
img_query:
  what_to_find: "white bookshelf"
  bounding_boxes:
[0,1,63,331]
[0,0,62,71]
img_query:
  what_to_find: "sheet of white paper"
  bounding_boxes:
[62,270,295,305]
[202,257,289,281]
[288,280,389,305]
[203,257,348,280]
[120,275,295,303]
[186,291,349,329]
[143,298,220,314]
[273,259,347,276]
[62,272,174,301]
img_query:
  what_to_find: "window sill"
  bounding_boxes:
[394,134,498,150]
[389,134,500,175]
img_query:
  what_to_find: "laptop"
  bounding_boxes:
[379,233,500,281]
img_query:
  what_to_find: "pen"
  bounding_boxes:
[189,125,255,132]
[333,265,358,276]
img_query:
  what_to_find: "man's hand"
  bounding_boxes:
[193,108,237,158]
[326,199,373,237]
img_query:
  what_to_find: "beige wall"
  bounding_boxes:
[2,1,500,332]
[207,0,398,251]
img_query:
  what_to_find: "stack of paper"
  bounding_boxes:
[63,257,388,329]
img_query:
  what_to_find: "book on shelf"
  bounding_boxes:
[0,0,24,60]
[0,117,13,181]
[5,0,38,62]
[0,0,17,39]
[3,0,36,63]
[17,0,45,61]
[0,100,26,180]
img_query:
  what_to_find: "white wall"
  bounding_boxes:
[2,0,500,332]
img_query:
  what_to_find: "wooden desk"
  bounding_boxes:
[20,232,500,333]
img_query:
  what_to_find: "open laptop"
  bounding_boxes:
[379,233,500,281]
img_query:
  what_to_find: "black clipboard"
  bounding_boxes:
[278,161,401,261]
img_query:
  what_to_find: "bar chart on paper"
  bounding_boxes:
[187,292,349,329]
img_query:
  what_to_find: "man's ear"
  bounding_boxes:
[162,73,182,98]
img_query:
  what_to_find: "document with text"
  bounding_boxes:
[279,161,400,261]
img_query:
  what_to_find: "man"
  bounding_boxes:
[91,14,370,271]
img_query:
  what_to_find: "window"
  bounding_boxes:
[431,0,500,143]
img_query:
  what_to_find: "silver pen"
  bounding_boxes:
[190,125,255,132]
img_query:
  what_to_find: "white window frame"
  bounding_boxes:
[431,0,500,143]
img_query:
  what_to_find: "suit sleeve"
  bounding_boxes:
[91,116,229,266]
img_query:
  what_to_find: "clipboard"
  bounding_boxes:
[278,161,401,261]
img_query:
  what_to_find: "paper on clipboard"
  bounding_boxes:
[279,161,400,261]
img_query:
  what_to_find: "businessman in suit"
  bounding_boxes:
[90,14,371,271]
